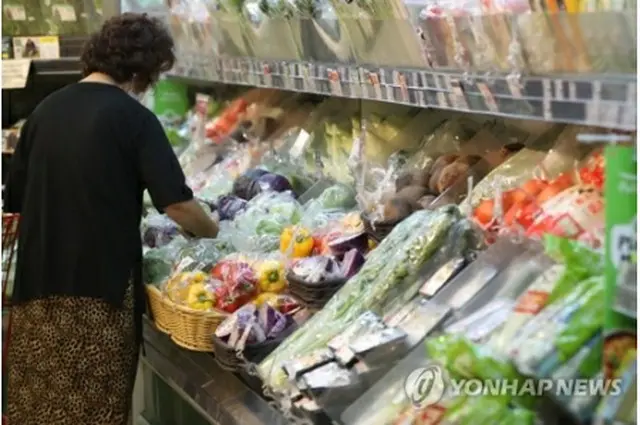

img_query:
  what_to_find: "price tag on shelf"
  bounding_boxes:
[541,79,552,120]
[554,79,564,101]
[2,59,31,89]
[262,63,273,87]
[506,77,523,99]
[586,80,602,124]
[348,66,361,98]
[368,71,382,100]
[281,61,293,90]
[568,81,577,100]
[448,77,469,110]
[476,82,498,112]
[301,63,316,93]
[411,71,421,89]
[436,91,449,108]
[394,70,409,103]
[327,68,343,96]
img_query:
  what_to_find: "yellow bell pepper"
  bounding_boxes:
[256,260,287,293]
[253,292,280,306]
[186,283,215,310]
[279,226,314,258]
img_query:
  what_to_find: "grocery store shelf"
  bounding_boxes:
[141,317,288,425]
[31,57,82,76]
[168,57,636,131]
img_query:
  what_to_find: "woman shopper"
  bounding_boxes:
[4,13,219,425]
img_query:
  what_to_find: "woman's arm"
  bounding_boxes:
[137,113,218,238]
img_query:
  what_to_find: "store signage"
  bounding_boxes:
[3,58,31,89]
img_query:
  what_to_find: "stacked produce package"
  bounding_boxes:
[139,90,635,424]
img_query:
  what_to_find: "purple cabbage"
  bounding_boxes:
[142,215,180,248]
[328,232,369,256]
[217,195,248,221]
[216,303,291,348]
[248,173,294,199]
[341,249,366,279]
[232,169,269,200]
[258,304,288,339]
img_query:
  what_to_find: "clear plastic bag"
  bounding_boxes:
[225,191,303,253]
[259,207,460,391]
[143,236,189,285]
[164,270,224,311]
[173,238,235,275]
[141,213,180,248]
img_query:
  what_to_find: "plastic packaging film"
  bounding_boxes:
[258,207,462,392]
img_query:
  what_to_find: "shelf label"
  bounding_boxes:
[327,68,342,96]
[568,81,577,100]
[477,82,498,112]
[541,79,552,120]
[368,71,382,100]
[448,77,469,110]
[506,77,523,99]
[436,92,449,108]
[394,70,409,103]
[262,63,273,87]
[3,59,31,89]
[281,61,293,90]
[554,79,564,101]
[301,63,316,93]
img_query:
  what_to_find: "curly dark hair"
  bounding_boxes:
[81,13,176,93]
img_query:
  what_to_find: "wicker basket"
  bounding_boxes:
[287,272,346,309]
[146,283,228,352]
[145,285,176,335]
[170,302,228,352]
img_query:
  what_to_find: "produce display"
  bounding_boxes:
[136,86,635,425]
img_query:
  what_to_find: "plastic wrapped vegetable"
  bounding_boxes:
[259,206,459,390]
[217,195,248,221]
[279,226,315,258]
[215,303,293,349]
[233,168,270,200]
[315,183,357,209]
[164,270,223,310]
[228,192,303,253]
[289,256,344,285]
[143,236,188,284]
[247,173,294,199]
[141,213,180,248]
[173,238,234,274]
[252,293,300,314]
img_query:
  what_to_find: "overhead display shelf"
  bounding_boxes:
[168,57,636,130]
[165,1,636,130]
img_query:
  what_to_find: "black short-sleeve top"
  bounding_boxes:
[5,82,193,308]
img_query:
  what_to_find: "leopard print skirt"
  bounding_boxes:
[6,286,138,425]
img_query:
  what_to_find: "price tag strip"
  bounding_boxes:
[165,57,635,130]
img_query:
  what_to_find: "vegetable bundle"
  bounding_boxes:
[259,206,460,390]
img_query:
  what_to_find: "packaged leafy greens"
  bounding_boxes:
[259,206,460,390]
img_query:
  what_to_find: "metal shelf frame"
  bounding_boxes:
[168,56,636,131]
